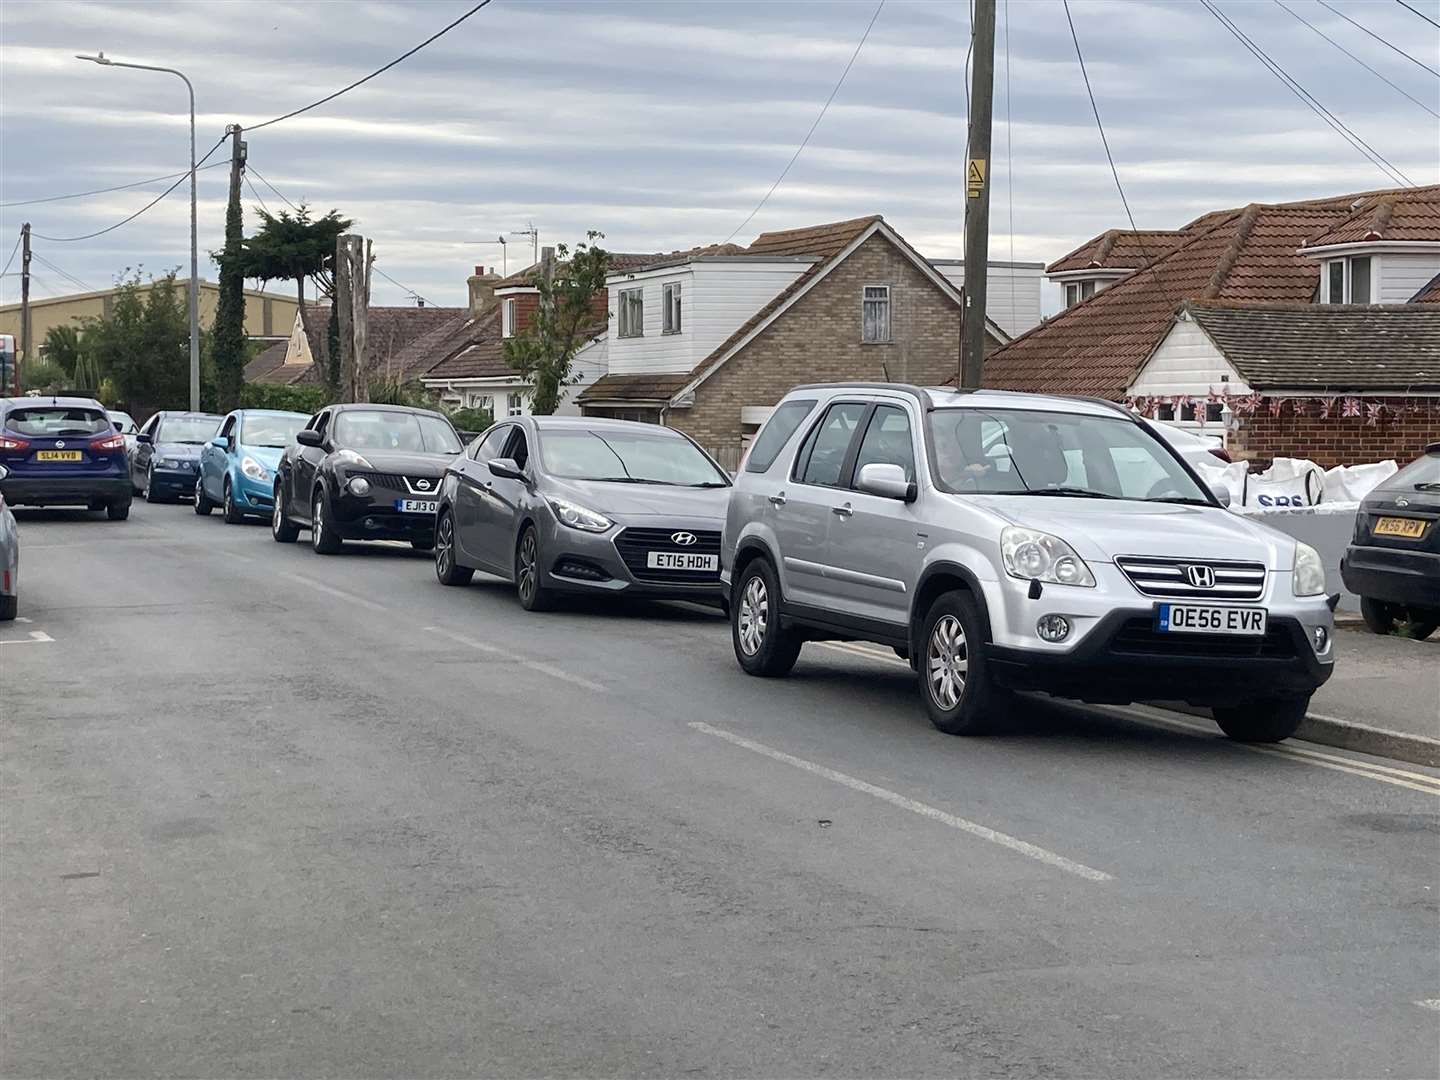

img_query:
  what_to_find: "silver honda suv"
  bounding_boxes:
[721,384,1336,742]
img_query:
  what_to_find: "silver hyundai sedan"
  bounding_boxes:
[434,416,732,610]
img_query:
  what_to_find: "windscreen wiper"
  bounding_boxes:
[689,481,730,487]
[1147,496,1212,505]
[1011,486,1119,499]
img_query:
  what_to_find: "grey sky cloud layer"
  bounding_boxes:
[2,0,1436,314]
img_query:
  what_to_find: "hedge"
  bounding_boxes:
[239,383,332,414]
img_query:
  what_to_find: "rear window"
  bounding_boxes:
[5,406,111,437]
[1382,450,1440,490]
[744,399,817,473]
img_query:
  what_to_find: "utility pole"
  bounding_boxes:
[960,0,996,390]
[336,235,355,402]
[336,234,373,402]
[18,222,31,395]
[213,124,248,410]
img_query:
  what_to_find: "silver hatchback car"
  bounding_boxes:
[722,384,1336,743]
[435,416,732,609]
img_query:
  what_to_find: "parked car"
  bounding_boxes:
[1340,442,1440,640]
[131,411,223,502]
[196,408,309,523]
[722,384,1336,743]
[0,396,131,519]
[107,410,139,456]
[0,464,17,620]
[271,403,463,553]
[433,416,732,610]
[1150,420,1231,464]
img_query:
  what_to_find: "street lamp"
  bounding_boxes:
[77,51,201,412]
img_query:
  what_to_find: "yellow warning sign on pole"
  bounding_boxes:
[967,158,987,199]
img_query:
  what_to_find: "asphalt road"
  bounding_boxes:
[4,500,1438,1079]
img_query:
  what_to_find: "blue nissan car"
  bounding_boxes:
[132,411,223,502]
[0,396,132,519]
[195,408,309,523]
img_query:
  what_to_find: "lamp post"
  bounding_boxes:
[77,51,200,411]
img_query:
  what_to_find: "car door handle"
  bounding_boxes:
[832,503,853,518]
[768,493,787,506]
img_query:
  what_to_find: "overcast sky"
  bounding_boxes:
[2,0,1436,316]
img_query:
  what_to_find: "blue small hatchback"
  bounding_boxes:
[195,409,309,523]
[0,396,132,519]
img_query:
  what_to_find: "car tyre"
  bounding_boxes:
[271,480,299,543]
[222,479,244,524]
[1359,596,1396,635]
[731,558,803,677]
[514,524,555,611]
[1212,695,1309,743]
[919,590,1012,735]
[0,594,16,621]
[143,465,163,503]
[194,477,215,515]
[434,510,473,586]
[106,500,130,522]
[311,488,343,555]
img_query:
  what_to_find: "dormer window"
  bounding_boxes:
[1324,256,1372,304]
[502,297,517,338]
[1065,280,1097,308]
[618,288,644,338]
[662,282,682,334]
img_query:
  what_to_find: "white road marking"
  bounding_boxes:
[14,616,32,623]
[277,571,388,613]
[425,626,606,693]
[688,721,1113,882]
[0,630,54,646]
[813,641,1439,794]
[1415,999,1440,1012]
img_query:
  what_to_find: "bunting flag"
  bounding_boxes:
[1366,401,1384,426]
[1268,397,1286,417]
[1341,397,1363,418]
[1318,397,1338,419]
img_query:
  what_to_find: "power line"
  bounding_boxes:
[1315,0,1439,79]
[0,233,20,279]
[1201,0,1413,187]
[31,253,96,293]
[247,0,495,132]
[1276,0,1437,115]
[1396,0,1440,29]
[32,134,230,242]
[246,165,300,212]
[721,0,885,244]
[244,174,271,214]
[1,161,229,209]
[374,266,435,309]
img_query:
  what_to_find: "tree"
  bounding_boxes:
[41,325,83,374]
[226,205,352,360]
[504,232,610,415]
[211,143,248,412]
[82,271,190,411]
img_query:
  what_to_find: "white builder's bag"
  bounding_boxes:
[1322,461,1398,503]
[1192,457,1250,505]
[1244,458,1325,509]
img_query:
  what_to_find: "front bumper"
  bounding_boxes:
[331,492,437,542]
[149,466,198,498]
[989,609,1333,706]
[538,519,724,602]
[231,474,275,515]
[1,474,130,507]
[1341,544,1440,609]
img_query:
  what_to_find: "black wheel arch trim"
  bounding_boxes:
[911,561,994,655]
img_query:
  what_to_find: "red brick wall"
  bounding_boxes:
[1233,398,1440,468]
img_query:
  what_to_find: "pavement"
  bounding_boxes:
[3,500,1438,1078]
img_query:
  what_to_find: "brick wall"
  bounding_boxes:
[666,233,994,453]
[1234,398,1440,468]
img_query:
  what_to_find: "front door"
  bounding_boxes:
[453,425,511,567]
[472,426,532,575]
[291,411,330,523]
[133,414,159,487]
[202,414,236,501]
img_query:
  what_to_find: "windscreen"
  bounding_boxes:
[240,413,307,449]
[5,406,112,437]
[929,408,1210,503]
[332,410,462,454]
[158,416,222,444]
[539,429,729,486]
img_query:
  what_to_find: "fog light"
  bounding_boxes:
[1312,625,1329,652]
[347,477,371,496]
[1036,614,1071,642]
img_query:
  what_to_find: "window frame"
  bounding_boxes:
[744,398,818,474]
[502,297,516,338]
[662,281,682,335]
[618,287,644,338]
[506,392,523,417]
[847,402,918,491]
[791,398,871,488]
[861,284,892,344]
[470,423,512,461]
[1349,255,1372,305]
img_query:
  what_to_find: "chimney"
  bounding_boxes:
[467,265,501,316]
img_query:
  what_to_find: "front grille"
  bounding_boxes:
[1115,555,1266,600]
[346,471,441,497]
[614,527,721,584]
[1110,617,1296,659]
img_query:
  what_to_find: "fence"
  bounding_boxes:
[706,445,744,474]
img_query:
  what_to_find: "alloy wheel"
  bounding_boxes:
[273,489,284,532]
[517,531,537,603]
[193,480,202,508]
[224,485,233,518]
[737,575,768,656]
[437,514,454,576]
[926,614,968,711]
[313,495,324,549]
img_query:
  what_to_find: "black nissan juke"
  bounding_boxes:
[271,403,463,554]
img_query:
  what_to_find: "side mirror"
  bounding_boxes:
[856,462,916,502]
[208,437,228,450]
[135,432,152,445]
[296,429,323,448]
[1213,486,1232,508]
[488,457,525,481]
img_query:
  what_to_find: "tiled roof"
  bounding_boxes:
[244,340,292,383]
[577,372,690,403]
[1413,272,1440,304]
[745,215,882,259]
[982,185,1431,399]
[1185,301,1440,391]
[1046,229,1189,274]
[247,305,467,385]
[419,307,508,380]
[1304,185,1440,247]
[495,251,713,290]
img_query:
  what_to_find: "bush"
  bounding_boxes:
[367,378,433,408]
[445,405,494,433]
[20,359,68,393]
[239,383,331,414]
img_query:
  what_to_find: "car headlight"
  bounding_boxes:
[347,476,371,497]
[334,448,372,469]
[547,496,611,533]
[1000,526,1096,587]
[1292,541,1326,597]
[157,457,183,469]
[240,456,270,482]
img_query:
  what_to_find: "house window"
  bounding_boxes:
[618,288,644,338]
[862,285,891,343]
[1205,402,1224,423]
[502,297,516,338]
[1064,280,1096,308]
[662,282,682,334]
[507,392,523,417]
[1324,257,1372,304]
[1350,256,1371,304]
